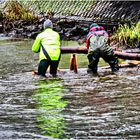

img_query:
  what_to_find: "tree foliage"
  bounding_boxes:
[2,0,37,21]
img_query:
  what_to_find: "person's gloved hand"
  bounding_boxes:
[78,38,86,45]
[78,40,83,45]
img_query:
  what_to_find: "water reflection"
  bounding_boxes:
[33,79,67,139]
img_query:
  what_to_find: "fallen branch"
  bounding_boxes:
[102,63,139,69]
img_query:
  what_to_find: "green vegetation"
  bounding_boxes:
[60,41,88,68]
[2,0,37,21]
[112,21,140,48]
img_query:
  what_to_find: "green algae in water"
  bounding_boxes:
[60,40,108,69]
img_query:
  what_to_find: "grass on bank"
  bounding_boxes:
[111,21,140,48]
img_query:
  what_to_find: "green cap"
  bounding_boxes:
[90,23,98,28]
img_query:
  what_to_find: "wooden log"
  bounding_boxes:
[61,47,140,60]
[61,47,88,54]
[114,51,140,60]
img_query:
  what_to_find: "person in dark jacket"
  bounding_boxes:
[80,23,119,74]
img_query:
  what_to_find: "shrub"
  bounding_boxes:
[3,0,36,21]
[112,21,140,48]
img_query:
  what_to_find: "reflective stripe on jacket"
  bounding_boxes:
[86,26,108,49]
[32,28,60,61]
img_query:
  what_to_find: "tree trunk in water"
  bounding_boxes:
[114,51,140,60]
[61,47,140,60]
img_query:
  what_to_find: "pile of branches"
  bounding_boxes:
[0,0,40,36]
[0,1,89,40]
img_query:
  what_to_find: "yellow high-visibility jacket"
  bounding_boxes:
[32,28,61,61]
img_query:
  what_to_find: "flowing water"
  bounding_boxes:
[0,36,140,140]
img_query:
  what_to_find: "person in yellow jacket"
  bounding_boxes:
[32,19,61,77]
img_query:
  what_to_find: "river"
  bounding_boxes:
[0,36,140,140]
